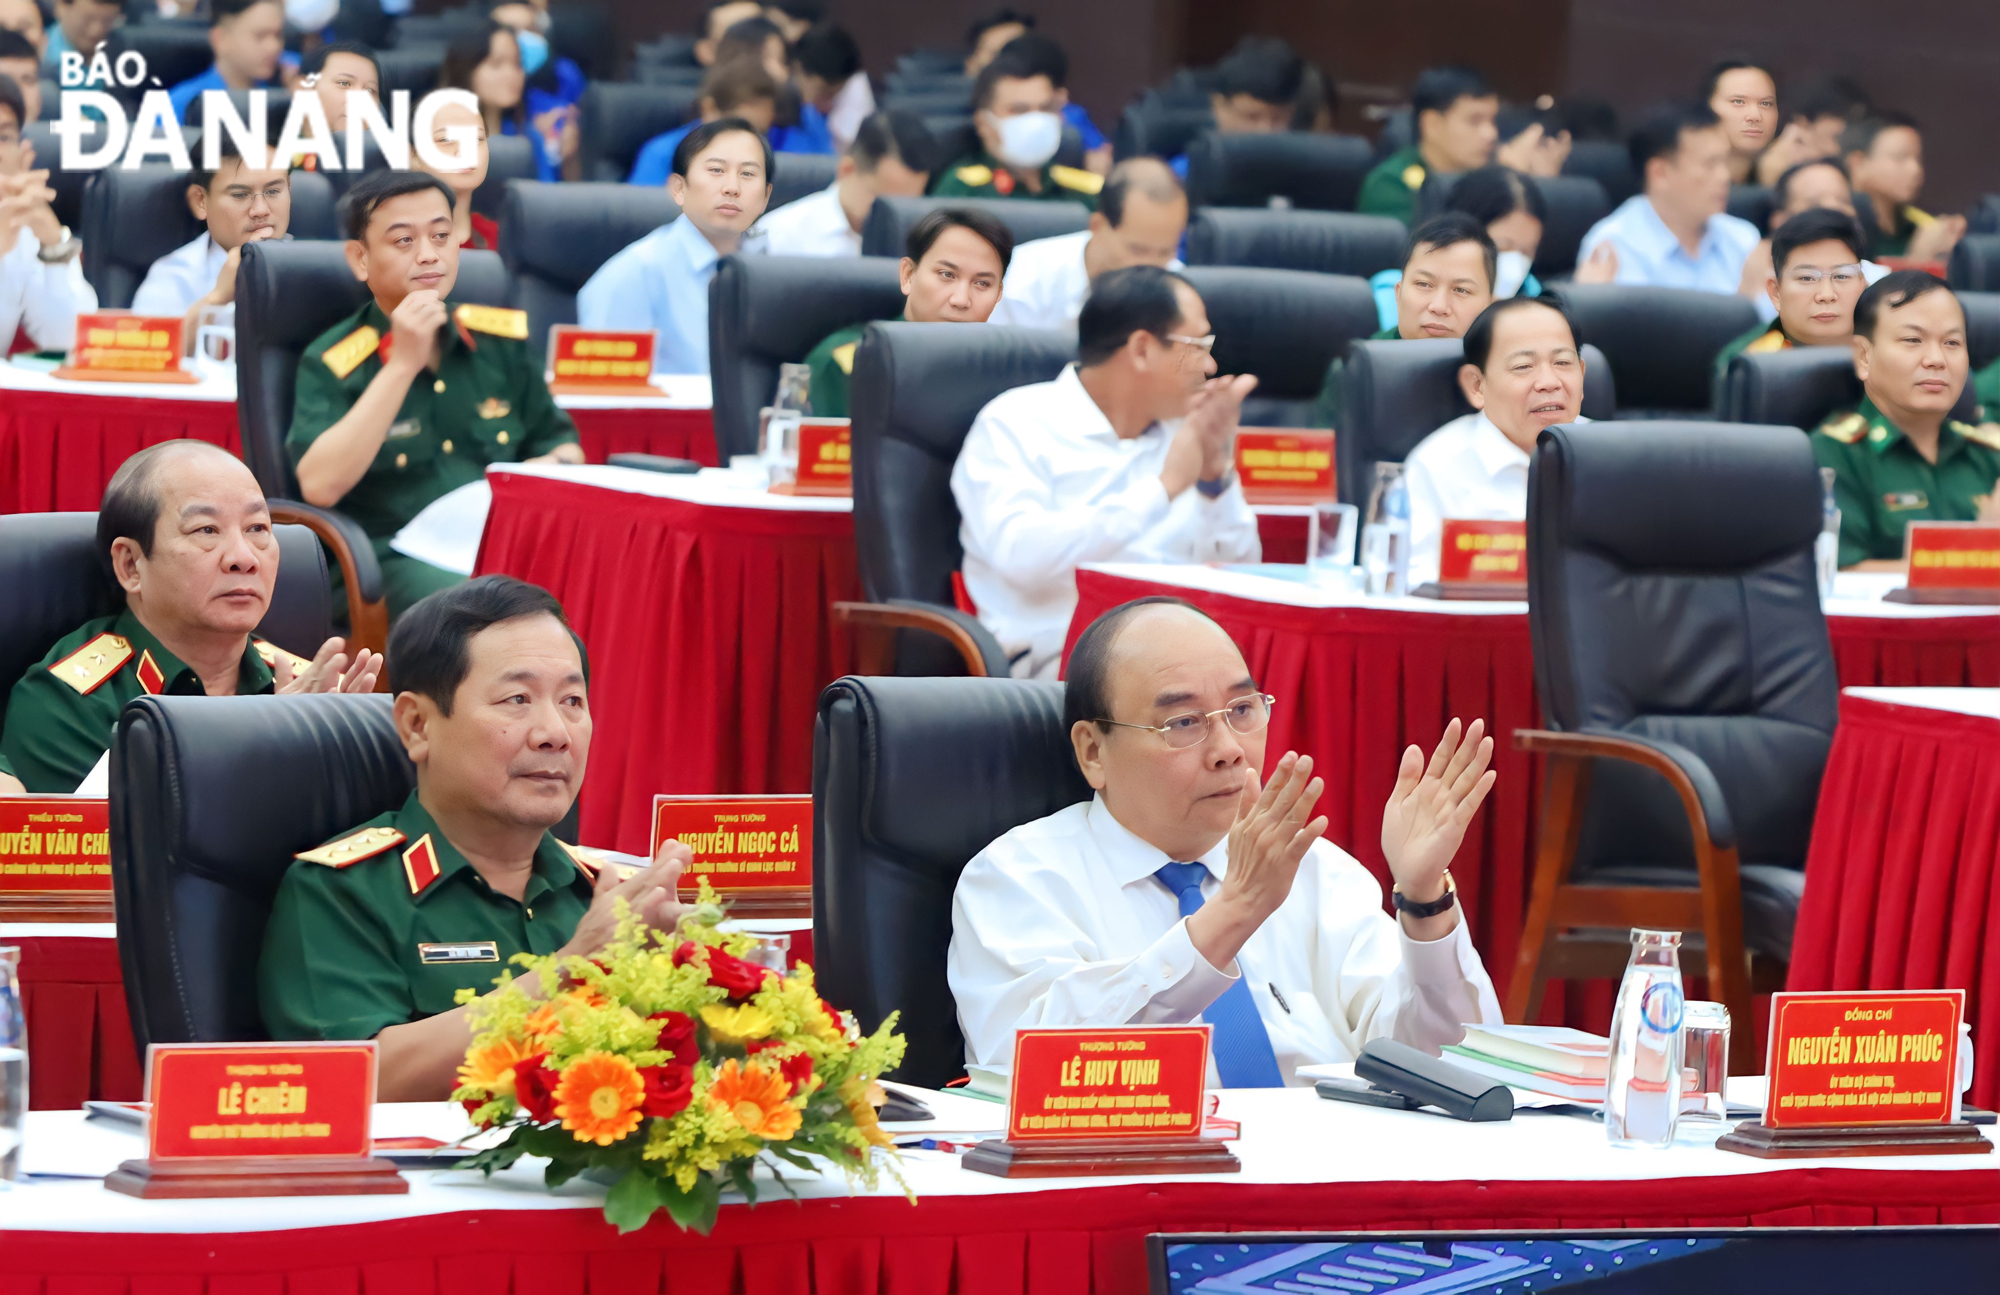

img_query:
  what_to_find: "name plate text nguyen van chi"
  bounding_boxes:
[651,794,811,916]
[545,325,658,392]
[0,795,111,916]
[1763,990,1963,1129]
[56,313,196,384]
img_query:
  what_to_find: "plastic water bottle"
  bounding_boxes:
[0,946,25,1181]
[1816,466,1840,602]
[1361,463,1411,597]
[1604,929,1685,1149]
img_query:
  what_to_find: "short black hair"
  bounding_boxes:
[189,129,273,191]
[387,576,583,715]
[1078,264,1194,368]
[0,65,22,131]
[1702,56,1775,103]
[210,0,278,26]
[671,115,775,183]
[1062,596,1223,736]
[1790,75,1870,127]
[850,108,935,176]
[1841,111,1919,159]
[1411,66,1493,121]
[96,441,246,587]
[972,41,1050,112]
[1462,293,1579,371]
[343,168,456,241]
[1214,36,1303,106]
[791,20,859,84]
[718,14,782,55]
[906,205,1013,271]
[997,31,1067,89]
[1772,156,1849,210]
[1628,100,1721,175]
[1447,165,1545,227]
[965,8,1034,51]
[1100,156,1184,227]
[0,28,37,62]
[768,0,825,20]
[1853,269,1958,341]
[1403,211,1496,291]
[1771,206,1868,274]
[439,23,524,131]
[301,38,382,85]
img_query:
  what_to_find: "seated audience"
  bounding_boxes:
[1704,57,1783,186]
[801,16,876,148]
[1311,213,1497,427]
[1814,272,2000,568]
[932,42,1100,207]
[772,20,857,155]
[754,108,933,257]
[1843,114,1963,264]
[1784,76,1870,167]
[0,0,43,67]
[1574,101,1758,293]
[803,206,1011,418]
[1170,37,1304,181]
[1492,105,1569,178]
[412,94,497,250]
[41,0,119,73]
[491,0,586,181]
[0,441,378,794]
[998,31,1111,175]
[290,171,583,620]
[711,11,790,85]
[580,119,773,374]
[0,75,92,354]
[1714,207,1871,380]
[259,575,696,1101]
[695,1,765,67]
[762,1,822,44]
[1732,156,1884,317]
[1404,296,1588,587]
[628,57,779,187]
[990,157,1185,329]
[291,39,382,171]
[952,265,1260,678]
[949,595,1500,1084]
[0,29,39,122]
[1359,67,1498,225]
[439,21,555,185]
[168,0,285,122]
[132,134,291,352]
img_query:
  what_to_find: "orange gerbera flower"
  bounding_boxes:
[706,1059,802,1141]
[457,1035,536,1093]
[524,988,606,1039]
[554,1052,647,1146]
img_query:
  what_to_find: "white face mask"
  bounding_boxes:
[286,0,340,31]
[989,110,1062,170]
[1494,249,1532,298]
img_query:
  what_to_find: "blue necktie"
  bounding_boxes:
[1154,861,1285,1089]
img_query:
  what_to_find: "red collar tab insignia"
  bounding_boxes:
[992,168,1015,195]
[135,649,166,695]
[455,320,477,352]
[376,331,394,368]
[403,834,443,895]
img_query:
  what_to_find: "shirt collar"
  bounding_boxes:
[1059,363,1157,443]
[1085,792,1232,889]
[1859,394,1972,461]
[666,215,723,275]
[111,608,275,695]
[396,791,592,906]
[1469,412,1533,477]
[1626,195,1727,262]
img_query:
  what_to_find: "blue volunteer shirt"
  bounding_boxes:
[627,121,698,186]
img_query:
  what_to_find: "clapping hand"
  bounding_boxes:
[560,838,697,958]
[1184,373,1258,479]
[1380,718,1496,908]
[1572,242,1619,284]
[275,636,383,695]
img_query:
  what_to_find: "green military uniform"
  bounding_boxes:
[1356,146,1428,225]
[288,300,580,621]
[1308,325,1399,429]
[0,611,308,793]
[1864,203,1936,260]
[803,312,903,419]
[1711,320,1794,407]
[1974,356,2000,424]
[1812,396,2000,566]
[259,792,609,1040]
[930,150,1101,209]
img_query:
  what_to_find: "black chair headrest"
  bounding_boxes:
[1562,140,1640,207]
[770,151,842,213]
[1177,266,1378,400]
[1182,207,1406,279]
[80,164,206,309]
[1182,131,1374,211]
[1963,290,2000,373]
[1560,284,1759,414]
[287,170,338,241]
[860,195,1090,260]
[474,134,538,217]
[375,42,445,96]
[579,81,700,182]
[1952,235,2000,293]
[1720,344,1981,429]
[500,180,678,351]
[1727,184,1775,233]
[1112,96,1213,160]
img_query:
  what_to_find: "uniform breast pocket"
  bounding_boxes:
[473,397,525,459]
[409,939,504,1017]
[373,419,435,475]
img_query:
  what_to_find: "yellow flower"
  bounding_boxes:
[843,1078,895,1148]
[706,1059,802,1141]
[457,1035,536,1094]
[700,1002,775,1045]
[553,1051,647,1146]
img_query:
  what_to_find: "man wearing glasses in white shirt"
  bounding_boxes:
[951,265,1260,679]
[948,597,1502,1087]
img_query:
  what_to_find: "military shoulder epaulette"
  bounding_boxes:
[48,632,132,696]
[1049,164,1104,195]
[954,163,994,187]
[252,638,314,677]
[296,824,405,867]
[1952,419,2000,451]
[1816,411,1868,444]
[1744,329,1791,355]
[455,304,529,340]
[830,341,858,375]
[559,839,638,883]
[1401,163,1426,190]
[322,325,381,379]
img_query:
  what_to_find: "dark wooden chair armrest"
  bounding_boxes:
[833,601,992,677]
[1513,728,1735,850]
[268,501,390,665]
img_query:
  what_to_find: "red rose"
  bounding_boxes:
[747,1040,815,1096]
[461,1097,489,1125]
[649,1010,697,1064]
[673,942,774,999]
[639,1061,695,1118]
[512,1056,560,1123]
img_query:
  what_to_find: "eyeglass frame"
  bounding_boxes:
[1163,332,1217,352]
[1093,693,1278,748]
[1781,264,1865,287]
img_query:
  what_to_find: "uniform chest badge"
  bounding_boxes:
[477,398,512,420]
[1884,491,1928,511]
[417,941,499,964]
[386,418,422,440]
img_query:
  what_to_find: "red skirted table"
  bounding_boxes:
[0,371,240,514]
[1789,688,2000,1110]
[473,464,858,856]
[559,382,721,467]
[3,924,141,1111]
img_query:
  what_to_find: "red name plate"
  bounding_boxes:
[146,1042,377,1160]
[1006,1026,1210,1142]
[61,313,189,381]
[792,419,853,496]
[0,796,110,897]
[1236,429,1336,504]
[546,326,657,389]
[1437,519,1528,584]
[1764,990,1963,1129]
[651,794,811,892]
[1904,523,2000,591]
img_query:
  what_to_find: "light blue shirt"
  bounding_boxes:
[576,217,736,376]
[1576,195,1760,296]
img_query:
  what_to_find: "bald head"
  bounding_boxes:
[1091,157,1189,274]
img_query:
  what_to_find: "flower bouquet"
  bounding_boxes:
[451,883,908,1234]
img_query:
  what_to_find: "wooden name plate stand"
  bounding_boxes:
[0,894,114,920]
[105,1156,408,1198]
[1411,580,1527,602]
[1883,587,2000,605]
[1716,1121,1992,1159]
[963,1135,1240,1178]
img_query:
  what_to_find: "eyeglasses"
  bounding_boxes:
[1784,265,1865,287]
[1096,693,1275,749]
[1164,333,1217,353]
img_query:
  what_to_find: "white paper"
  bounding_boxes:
[72,751,110,797]
[388,479,492,576]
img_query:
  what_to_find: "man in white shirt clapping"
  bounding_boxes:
[952,265,1261,678]
[988,156,1187,330]
[755,109,935,259]
[949,597,1502,1086]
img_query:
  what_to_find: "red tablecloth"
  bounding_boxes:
[0,389,239,513]
[473,470,858,855]
[569,406,719,468]
[3,1168,1994,1294]
[1790,692,2000,1109]
[9,933,142,1110]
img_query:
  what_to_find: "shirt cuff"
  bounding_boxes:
[1138,917,1240,1022]
[1397,913,1479,985]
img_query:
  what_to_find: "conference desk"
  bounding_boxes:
[2,922,135,1112]
[6,1084,1993,1295]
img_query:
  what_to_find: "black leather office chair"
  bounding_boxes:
[769,151,842,213]
[1717,344,1979,429]
[79,165,204,308]
[391,12,486,45]
[102,21,213,111]
[1727,184,1775,233]
[897,49,964,78]
[1111,94,1212,162]
[234,240,510,656]
[112,693,413,1048]
[286,170,338,241]
[1562,140,1639,208]
[1969,195,2000,237]
[840,321,1076,677]
[1183,207,1405,279]
[814,675,1090,1087]
[1561,284,1758,417]
[473,134,537,217]
[499,179,678,353]
[882,88,975,117]
[0,513,331,702]
[1949,235,2000,294]
[860,195,1090,260]
[181,88,293,130]
[1415,173,1611,281]
[1335,338,1617,507]
[707,254,906,463]
[549,3,615,80]
[1512,421,1837,1073]
[883,71,972,99]
[376,43,444,98]
[579,81,700,182]
[1181,131,1374,212]
[1963,291,2000,379]
[1178,266,1378,426]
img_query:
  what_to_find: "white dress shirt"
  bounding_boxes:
[1403,412,1530,587]
[0,226,96,352]
[949,795,1501,1086]
[825,72,876,151]
[753,183,861,258]
[951,364,1261,678]
[130,232,228,317]
[1576,195,1760,296]
[989,230,1183,330]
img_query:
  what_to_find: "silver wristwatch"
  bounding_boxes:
[36,235,82,264]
